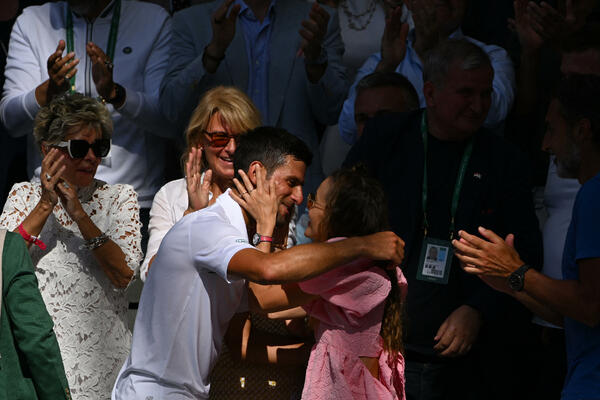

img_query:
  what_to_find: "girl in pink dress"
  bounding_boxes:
[237,166,407,400]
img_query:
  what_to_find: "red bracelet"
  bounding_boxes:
[18,223,47,250]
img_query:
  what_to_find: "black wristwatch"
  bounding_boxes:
[252,233,273,246]
[508,264,531,292]
[108,83,126,106]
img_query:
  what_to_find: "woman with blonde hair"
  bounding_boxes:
[140,86,261,278]
[140,86,309,398]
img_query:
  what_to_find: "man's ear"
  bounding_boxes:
[423,81,436,108]
[247,161,264,185]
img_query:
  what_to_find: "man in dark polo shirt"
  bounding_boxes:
[345,39,542,400]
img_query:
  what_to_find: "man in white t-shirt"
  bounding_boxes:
[112,127,405,399]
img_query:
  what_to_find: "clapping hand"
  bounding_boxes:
[44,40,79,102]
[509,0,544,51]
[56,177,86,222]
[525,0,578,47]
[300,2,330,63]
[208,0,241,58]
[40,148,67,207]
[453,227,524,278]
[377,4,409,72]
[87,42,116,101]
[184,147,212,215]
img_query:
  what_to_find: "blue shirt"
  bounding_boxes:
[236,0,276,119]
[337,28,516,145]
[561,171,600,400]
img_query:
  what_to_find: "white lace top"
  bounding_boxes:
[0,179,143,399]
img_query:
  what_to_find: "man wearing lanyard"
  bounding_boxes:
[337,0,516,146]
[0,0,173,238]
[160,0,348,197]
[345,39,542,400]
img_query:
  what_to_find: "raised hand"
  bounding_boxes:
[40,148,67,207]
[185,147,212,214]
[39,40,80,104]
[208,0,241,58]
[87,42,116,101]
[377,5,409,72]
[299,2,330,63]
[526,0,578,46]
[56,178,87,222]
[509,0,544,51]
[230,165,278,236]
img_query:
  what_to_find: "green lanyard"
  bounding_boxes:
[421,111,474,240]
[66,0,121,93]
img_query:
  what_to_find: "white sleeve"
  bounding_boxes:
[0,14,43,137]
[189,213,254,283]
[115,8,175,138]
[481,42,516,127]
[105,185,143,276]
[0,182,36,231]
[140,184,177,281]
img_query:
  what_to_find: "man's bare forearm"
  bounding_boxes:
[229,231,403,284]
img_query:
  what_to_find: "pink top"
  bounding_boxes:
[299,244,408,400]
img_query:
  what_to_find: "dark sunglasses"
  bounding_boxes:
[54,139,111,159]
[202,130,238,147]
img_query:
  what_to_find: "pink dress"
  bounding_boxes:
[299,246,408,400]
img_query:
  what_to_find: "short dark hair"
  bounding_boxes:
[233,126,313,179]
[423,39,492,87]
[555,73,600,144]
[322,165,389,239]
[355,72,420,110]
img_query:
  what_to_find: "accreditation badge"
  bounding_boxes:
[416,237,453,284]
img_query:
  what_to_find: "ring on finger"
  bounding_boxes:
[241,191,248,196]
[104,59,114,70]
[248,188,255,193]
[45,173,52,181]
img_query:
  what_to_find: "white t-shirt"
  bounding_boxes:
[112,190,254,399]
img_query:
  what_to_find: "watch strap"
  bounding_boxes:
[509,264,531,292]
[257,235,273,243]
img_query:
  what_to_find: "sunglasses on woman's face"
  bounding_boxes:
[54,139,111,159]
[202,130,238,147]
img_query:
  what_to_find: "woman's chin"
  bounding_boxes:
[304,227,316,242]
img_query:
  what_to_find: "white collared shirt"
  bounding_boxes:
[112,190,254,399]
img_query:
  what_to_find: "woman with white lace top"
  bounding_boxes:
[140,86,262,280]
[0,93,143,399]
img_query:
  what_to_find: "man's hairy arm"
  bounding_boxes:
[228,231,404,284]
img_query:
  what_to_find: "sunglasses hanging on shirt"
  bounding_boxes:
[54,139,111,159]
